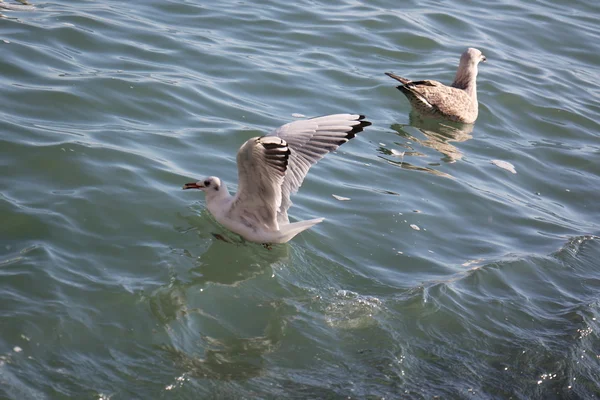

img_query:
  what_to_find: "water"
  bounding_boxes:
[1,0,599,398]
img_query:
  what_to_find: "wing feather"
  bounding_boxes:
[227,114,370,229]
[228,136,290,231]
[270,114,371,223]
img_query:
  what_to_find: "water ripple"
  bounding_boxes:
[2,0,600,398]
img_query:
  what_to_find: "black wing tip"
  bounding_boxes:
[346,115,372,139]
[259,136,291,173]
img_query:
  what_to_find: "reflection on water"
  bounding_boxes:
[377,145,454,179]
[150,237,289,325]
[159,333,278,381]
[174,211,291,286]
[187,238,289,286]
[394,113,474,163]
[158,309,287,383]
[150,233,290,385]
[377,114,474,178]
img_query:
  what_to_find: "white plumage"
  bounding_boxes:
[183,114,371,244]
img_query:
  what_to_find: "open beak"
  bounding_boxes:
[182,182,203,190]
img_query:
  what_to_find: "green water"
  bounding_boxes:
[1,0,600,398]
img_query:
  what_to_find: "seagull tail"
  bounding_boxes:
[385,72,411,85]
[275,218,324,243]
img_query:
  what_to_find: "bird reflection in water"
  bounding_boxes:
[399,112,474,162]
[187,234,289,286]
[159,330,280,382]
[151,228,290,384]
[150,237,288,322]
[171,211,291,285]
[379,113,474,178]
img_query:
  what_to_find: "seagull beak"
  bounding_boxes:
[183,182,203,190]
[481,55,487,63]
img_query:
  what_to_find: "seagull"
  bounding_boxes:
[183,114,371,244]
[385,48,486,124]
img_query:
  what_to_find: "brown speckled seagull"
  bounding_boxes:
[386,48,486,124]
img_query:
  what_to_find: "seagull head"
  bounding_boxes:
[462,48,487,66]
[183,176,222,193]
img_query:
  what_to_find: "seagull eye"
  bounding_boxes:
[204,180,211,187]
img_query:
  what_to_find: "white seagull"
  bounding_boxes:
[183,114,371,244]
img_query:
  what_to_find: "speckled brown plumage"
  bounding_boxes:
[386,48,486,124]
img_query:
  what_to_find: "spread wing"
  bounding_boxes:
[270,114,371,223]
[228,114,370,229]
[228,136,290,232]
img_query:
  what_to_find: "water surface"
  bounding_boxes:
[1,0,600,398]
